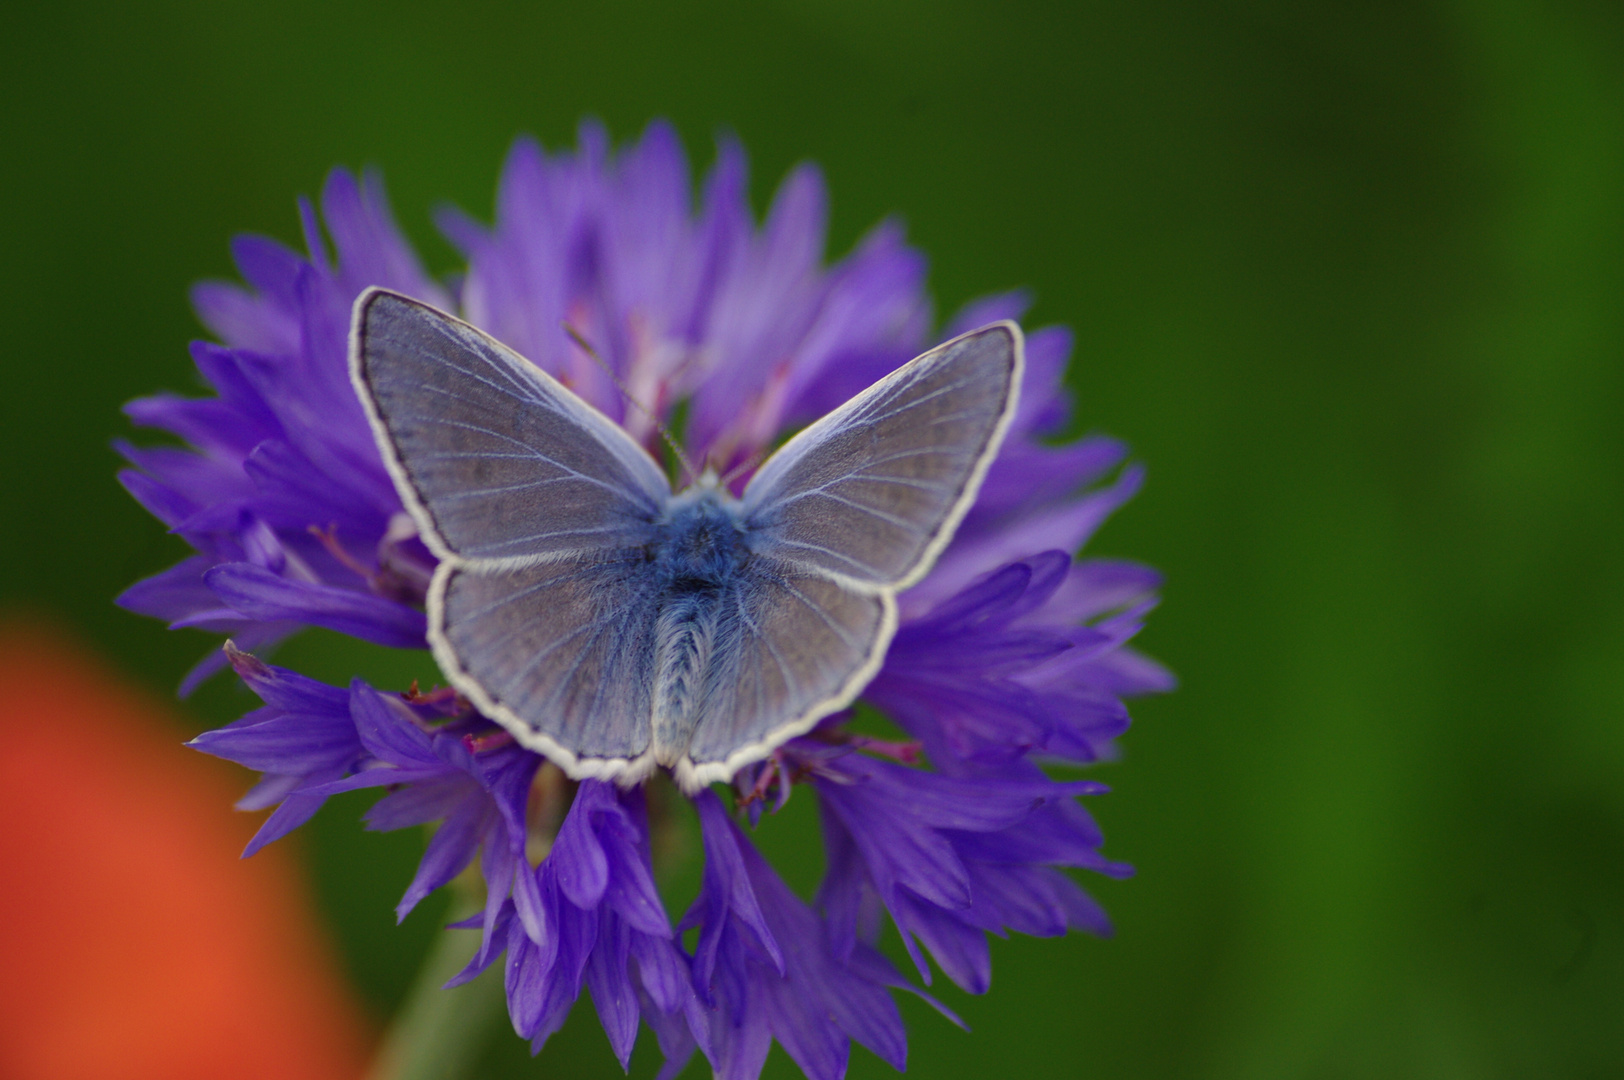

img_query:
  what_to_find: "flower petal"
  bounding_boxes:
[203,563,426,647]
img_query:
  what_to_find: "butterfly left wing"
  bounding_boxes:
[675,323,1023,788]
[351,289,673,779]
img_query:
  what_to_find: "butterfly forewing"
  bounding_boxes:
[740,323,1021,590]
[352,289,670,564]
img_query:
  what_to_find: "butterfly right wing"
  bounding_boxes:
[675,323,1023,789]
[350,289,672,778]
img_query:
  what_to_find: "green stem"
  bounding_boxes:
[363,890,507,1080]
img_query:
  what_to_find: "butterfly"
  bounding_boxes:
[349,288,1022,791]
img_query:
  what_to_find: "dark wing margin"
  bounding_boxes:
[350,288,670,566]
[739,321,1022,591]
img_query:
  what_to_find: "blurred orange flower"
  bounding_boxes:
[0,621,371,1080]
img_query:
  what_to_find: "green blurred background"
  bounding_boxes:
[5,0,1624,1075]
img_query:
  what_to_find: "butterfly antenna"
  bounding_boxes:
[719,447,768,489]
[563,323,698,485]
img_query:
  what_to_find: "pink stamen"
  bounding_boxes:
[308,523,373,583]
[706,359,794,487]
[222,640,270,679]
[463,729,515,754]
[773,759,794,813]
[562,301,602,404]
[401,680,459,707]
[739,750,791,810]
[742,359,795,450]
[845,735,924,764]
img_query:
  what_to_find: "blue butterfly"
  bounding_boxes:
[350,289,1022,791]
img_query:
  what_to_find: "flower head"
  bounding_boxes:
[122,120,1171,1078]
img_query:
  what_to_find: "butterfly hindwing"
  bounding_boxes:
[433,554,661,773]
[677,562,891,787]
[739,322,1022,590]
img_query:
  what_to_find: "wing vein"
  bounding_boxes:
[804,488,923,530]
[763,539,879,576]
[435,476,602,501]
[416,320,544,402]
[398,414,648,503]
[750,568,865,652]
[416,372,545,411]
[736,598,802,703]
[854,375,976,426]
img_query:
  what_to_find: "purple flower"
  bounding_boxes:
[681,790,952,1080]
[118,168,445,691]
[122,120,1171,1077]
[812,753,1126,994]
[490,781,707,1074]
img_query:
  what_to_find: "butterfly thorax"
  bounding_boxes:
[649,491,747,766]
[654,488,746,583]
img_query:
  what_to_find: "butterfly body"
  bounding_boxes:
[647,487,748,765]
[350,289,1022,791]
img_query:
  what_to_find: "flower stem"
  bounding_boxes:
[363,889,506,1080]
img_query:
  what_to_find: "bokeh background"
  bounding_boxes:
[5,0,1624,1076]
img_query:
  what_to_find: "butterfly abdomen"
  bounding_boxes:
[650,591,716,763]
